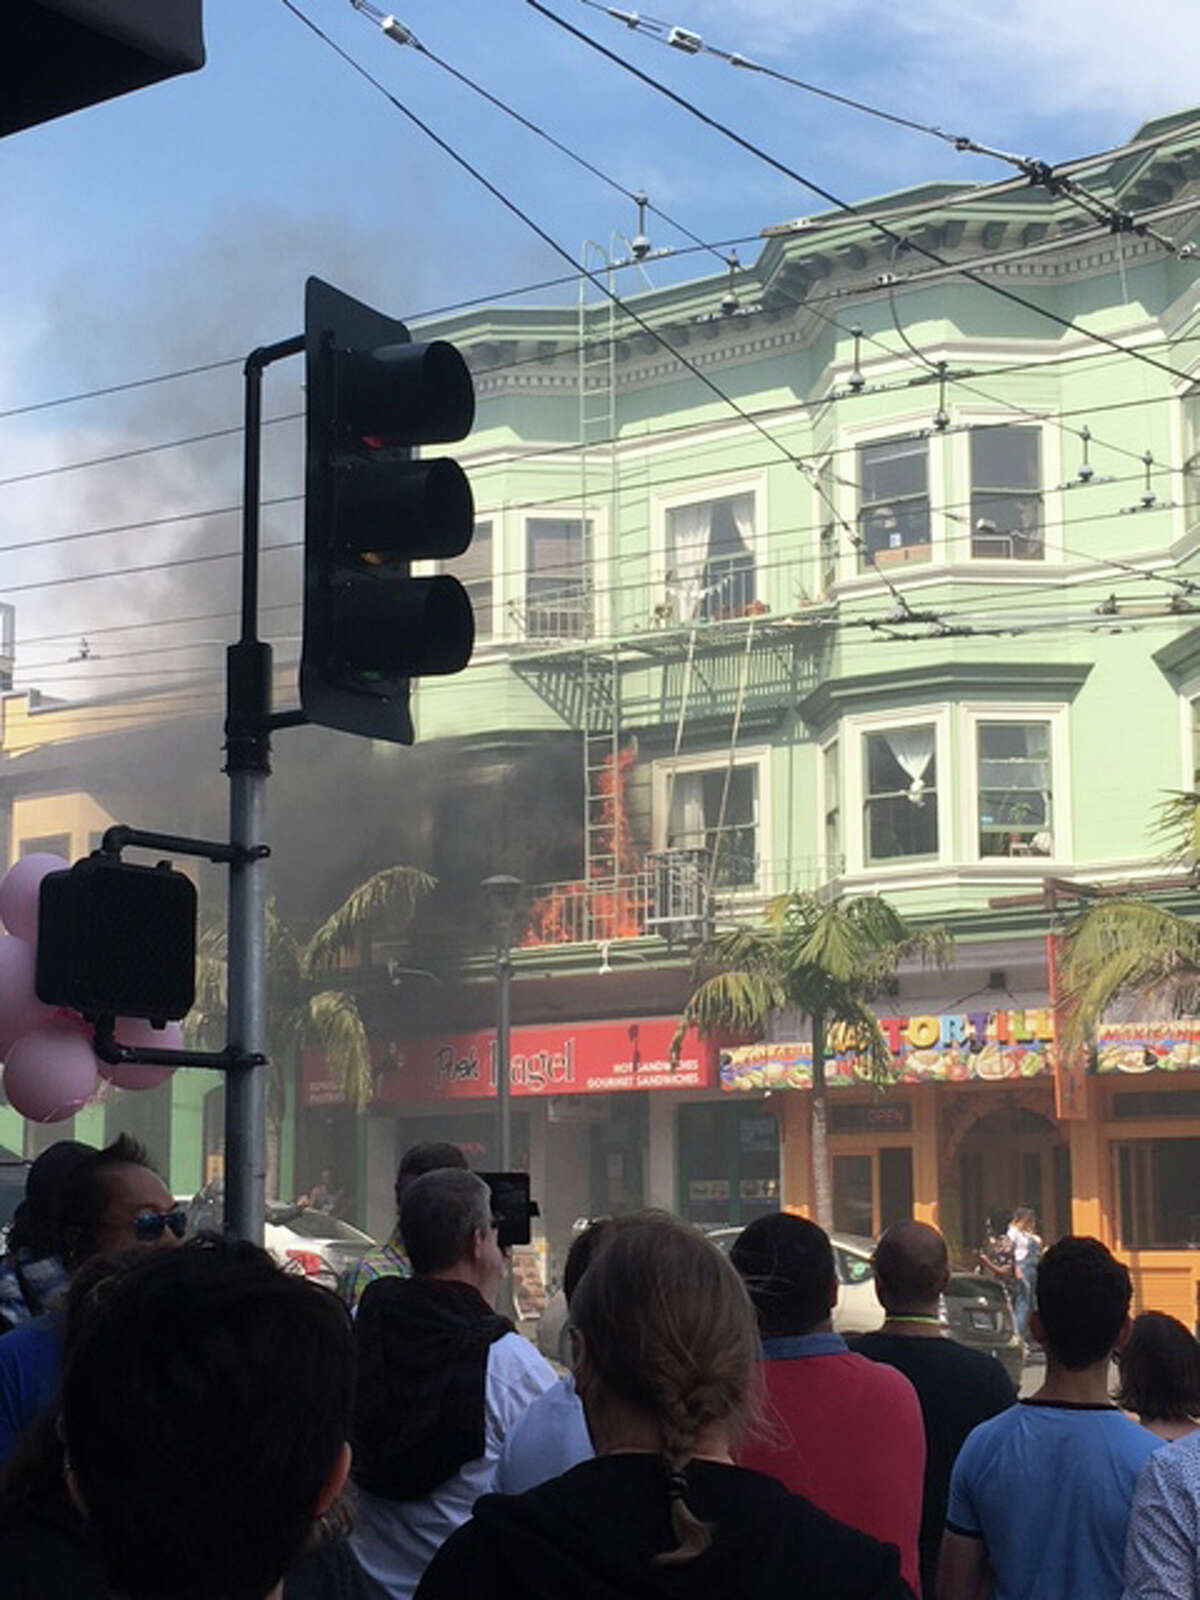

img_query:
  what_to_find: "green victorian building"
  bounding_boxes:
[5,107,1200,1322]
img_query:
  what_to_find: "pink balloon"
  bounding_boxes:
[0,936,57,1056]
[3,1022,99,1123]
[96,1019,181,1091]
[0,853,69,945]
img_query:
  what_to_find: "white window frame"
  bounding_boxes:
[843,705,952,875]
[1178,683,1200,791]
[961,705,1071,865]
[834,413,950,587]
[949,415,1063,566]
[650,471,768,629]
[820,734,843,879]
[651,745,772,893]
[519,505,609,641]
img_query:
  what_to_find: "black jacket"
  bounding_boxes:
[352,1275,512,1501]
[413,1455,913,1600]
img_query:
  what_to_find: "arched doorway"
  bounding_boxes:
[951,1104,1071,1254]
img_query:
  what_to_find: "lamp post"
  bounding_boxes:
[481,875,522,1170]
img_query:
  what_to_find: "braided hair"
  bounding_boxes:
[569,1212,759,1566]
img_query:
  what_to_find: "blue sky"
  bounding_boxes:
[0,0,1195,690]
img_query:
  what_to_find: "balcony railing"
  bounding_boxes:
[518,853,840,949]
[502,550,821,648]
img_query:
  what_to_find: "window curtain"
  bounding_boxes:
[728,494,755,556]
[884,726,935,807]
[668,772,707,847]
[667,503,713,622]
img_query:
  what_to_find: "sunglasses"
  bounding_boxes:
[133,1206,188,1243]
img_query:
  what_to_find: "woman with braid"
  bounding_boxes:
[415,1212,909,1599]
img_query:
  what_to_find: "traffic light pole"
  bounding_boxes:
[224,333,303,1243]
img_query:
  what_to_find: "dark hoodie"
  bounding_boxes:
[352,1275,511,1502]
[412,1455,912,1600]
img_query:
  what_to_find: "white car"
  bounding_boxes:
[184,1192,375,1290]
[536,1223,884,1366]
[264,1206,376,1290]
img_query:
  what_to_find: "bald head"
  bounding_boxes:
[873,1220,950,1314]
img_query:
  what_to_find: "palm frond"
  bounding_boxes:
[304,990,374,1111]
[304,866,435,975]
[1059,898,1200,1051]
[679,969,788,1039]
[1153,790,1200,872]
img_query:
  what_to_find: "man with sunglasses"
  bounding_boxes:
[0,1133,181,1464]
[350,1167,555,1599]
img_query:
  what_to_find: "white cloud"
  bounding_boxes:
[675,0,1199,128]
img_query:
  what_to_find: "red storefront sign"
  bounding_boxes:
[301,1017,710,1109]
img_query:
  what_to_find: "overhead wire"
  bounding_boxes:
[282,0,927,617]
[576,0,1190,256]
[525,0,1200,384]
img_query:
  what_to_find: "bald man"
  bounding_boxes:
[852,1221,1017,1600]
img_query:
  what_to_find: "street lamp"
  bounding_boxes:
[481,875,522,1170]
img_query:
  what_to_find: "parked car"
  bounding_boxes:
[707,1227,884,1335]
[536,1221,1022,1383]
[536,1224,884,1366]
[184,1192,376,1290]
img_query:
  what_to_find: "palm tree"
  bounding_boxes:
[677,892,949,1229]
[187,865,434,1197]
[1058,791,1200,1054]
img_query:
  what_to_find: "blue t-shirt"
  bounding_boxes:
[946,1400,1161,1600]
[0,1313,63,1465]
[494,1372,593,1495]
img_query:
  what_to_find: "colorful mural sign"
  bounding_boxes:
[1094,1020,1200,1075]
[720,1008,1055,1093]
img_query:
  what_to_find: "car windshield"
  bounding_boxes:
[274,1211,373,1245]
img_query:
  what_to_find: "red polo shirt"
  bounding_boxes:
[735,1332,924,1597]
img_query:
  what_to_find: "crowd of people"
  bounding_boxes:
[0,1138,1198,1599]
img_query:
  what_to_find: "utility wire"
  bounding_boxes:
[526,0,1200,384]
[578,0,1189,255]
[0,414,301,491]
[281,2,923,612]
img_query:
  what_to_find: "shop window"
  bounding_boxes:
[863,725,938,862]
[1115,1138,1200,1248]
[971,427,1043,559]
[442,521,493,640]
[977,721,1052,858]
[665,493,756,623]
[858,437,929,570]
[19,834,70,860]
[1114,1090,1200,1119]
[833,1154,873,1236]
[666,764,759,889]
[880,1146,914,1231]
[525,517,591,638]
[834,1148,914,1237]
[678,1102,779,1227]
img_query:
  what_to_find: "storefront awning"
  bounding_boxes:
[302,1017,711,1109]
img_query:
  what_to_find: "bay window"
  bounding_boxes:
[977,721,1053,857]
[971,427,1043,560]
[863,725,938,862]
[858,437,930,570]
[665,493,756,622]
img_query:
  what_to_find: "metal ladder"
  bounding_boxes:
[582,646,622,887]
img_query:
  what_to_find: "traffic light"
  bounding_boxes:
[301,276,477,744]
[2,1,205,139]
